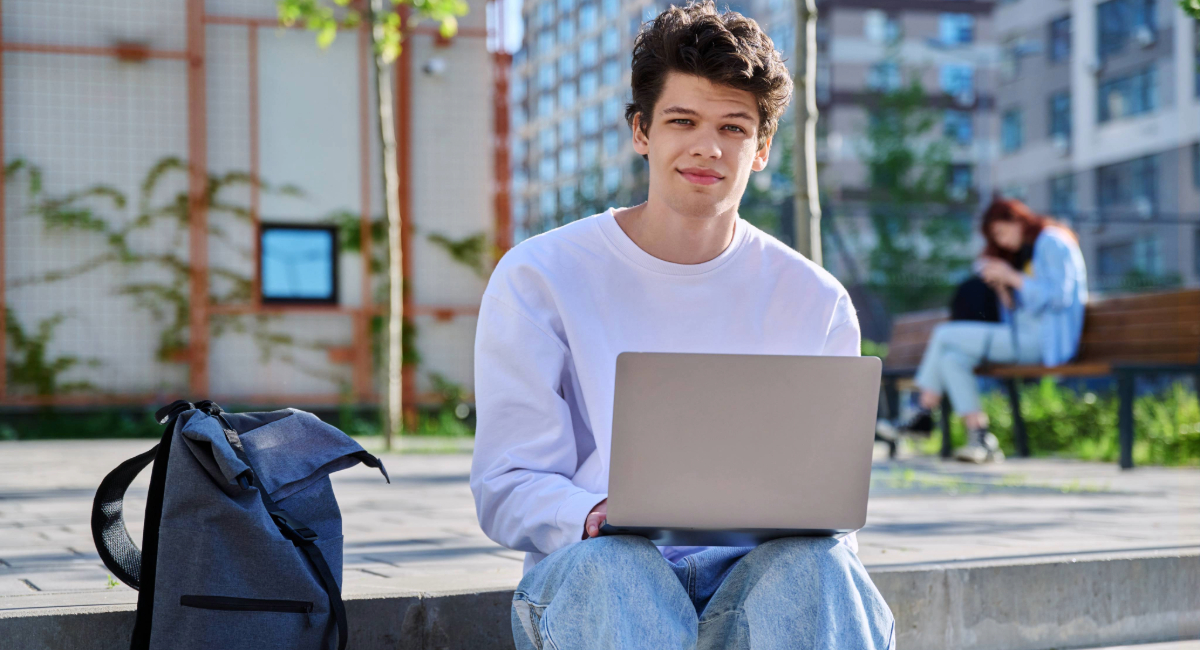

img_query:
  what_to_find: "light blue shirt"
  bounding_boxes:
[1004,227,1088,367]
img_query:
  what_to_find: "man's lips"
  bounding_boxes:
[678,168,724,186]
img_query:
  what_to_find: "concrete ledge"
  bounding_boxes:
[4,549,1199,650]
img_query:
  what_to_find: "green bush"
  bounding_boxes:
[920,379,1200,466]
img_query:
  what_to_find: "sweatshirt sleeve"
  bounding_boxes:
[822,290,862,357]
[1019,233,1078,314]
[469,294,607,556]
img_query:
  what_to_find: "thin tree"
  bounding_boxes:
[792,0,822,265]
[278,0,467,449]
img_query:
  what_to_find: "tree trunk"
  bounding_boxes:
[371,0,405,450]
[792,0,822,266]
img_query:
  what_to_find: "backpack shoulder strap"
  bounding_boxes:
[90,443,159,589]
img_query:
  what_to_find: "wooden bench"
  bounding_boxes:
[880,289,1200,468]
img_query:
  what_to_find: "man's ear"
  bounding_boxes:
[751,135,772,172]
[632,113,650,157]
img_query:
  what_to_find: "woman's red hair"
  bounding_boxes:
[981,197,1074,264]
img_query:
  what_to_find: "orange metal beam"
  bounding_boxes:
[187,0,211,396]
[355,25,374,403]
[248,25,262,310]
[0,0,6,402]
[397,14,417,424]
[0,42,188,59]
[492,50,514,253]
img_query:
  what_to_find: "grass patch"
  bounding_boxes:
[917,379,1200,466]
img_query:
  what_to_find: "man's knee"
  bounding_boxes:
[535,535,667,591]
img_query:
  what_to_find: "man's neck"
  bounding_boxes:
[613,198,738,265]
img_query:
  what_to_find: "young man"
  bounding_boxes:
[471,2,895,648]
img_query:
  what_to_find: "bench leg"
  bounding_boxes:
[940,395,953,459]
[1117,372,1135,470]
[883,377,900,421]
[1005,379,1029,458]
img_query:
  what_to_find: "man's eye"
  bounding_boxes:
[671,119,692,125]
[724,125,745,133]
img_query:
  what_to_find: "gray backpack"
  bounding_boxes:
[91,400,389,650]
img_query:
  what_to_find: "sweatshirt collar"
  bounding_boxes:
[596,207,750,276]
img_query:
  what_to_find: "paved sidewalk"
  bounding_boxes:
[2,438,1200,613]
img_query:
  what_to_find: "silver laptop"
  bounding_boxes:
[598,352,881,546]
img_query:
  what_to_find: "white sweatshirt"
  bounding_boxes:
[470,207,862,573]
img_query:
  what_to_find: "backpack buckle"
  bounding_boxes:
[270,510,319,545]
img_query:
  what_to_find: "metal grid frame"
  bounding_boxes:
[0,0,512,409]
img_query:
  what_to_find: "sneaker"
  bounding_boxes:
[955,428,997,464]
[894,408,935,436]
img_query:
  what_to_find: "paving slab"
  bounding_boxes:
[1,438,1199,650]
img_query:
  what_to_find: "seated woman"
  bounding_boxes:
[897,198,1088,463]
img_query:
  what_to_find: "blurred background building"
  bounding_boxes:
[992,0,1200,291]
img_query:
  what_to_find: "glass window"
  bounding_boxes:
[863,10,900,44]
[581,105,600,134]
[1048,16,1071,62]
[948,164,973,200]
[1194,142,1200,189]
[539,156,557,182]
[581,138,599,167]
[1195,21,1199,97]
[602,59,621,86]
[559,116,578,145]
[559,82,577,109]
[602,26,621,55]
[557,0,572,13]
[939,14,974,45]
[512,104,527,128]
[558,16,575,43]
[538,29,555,55]
[559,181,577,210]
[538,1,554,28]
[603,128,621,157]
[540,189,557,218]
[580,71,599,98]
[559,51,577,80]
[538,63,556,90]
[539,127,556,154]
[1097,0,1156,62]
[940,63,975,98]
[580,38,599,67]
[943,110,973,145]
[510,76,527,103]
[1001,110,1023,153]
[1098,65,1157,122]
[603,166,621,193]
[1097,154,1158,217]
[602,0,620,19]
[260,225,338,303]
[867,61,901,91]
[511,137,528,164]
[603,96,622,125]
[560,146,578,175]
[1049,91,1071,140]
[1049,174,1076,216]
[580,3,598,31]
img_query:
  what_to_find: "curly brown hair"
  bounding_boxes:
[624,0,793,157]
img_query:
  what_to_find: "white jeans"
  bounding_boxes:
[912,317,1042,415]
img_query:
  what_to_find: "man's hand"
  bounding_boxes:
[583,499,607,539]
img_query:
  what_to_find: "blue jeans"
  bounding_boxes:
[511,535,895,650]
[913,318,1042,414]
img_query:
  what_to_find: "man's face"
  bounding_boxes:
[632,72,771,220]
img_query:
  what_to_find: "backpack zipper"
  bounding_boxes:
[180,595,313,613]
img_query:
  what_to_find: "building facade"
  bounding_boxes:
[993,0,1200,291]
[1,0,502,410]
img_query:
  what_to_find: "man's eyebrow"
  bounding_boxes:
[662,106,700,116]
[660,106,756,121]
[715,111,753,121]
